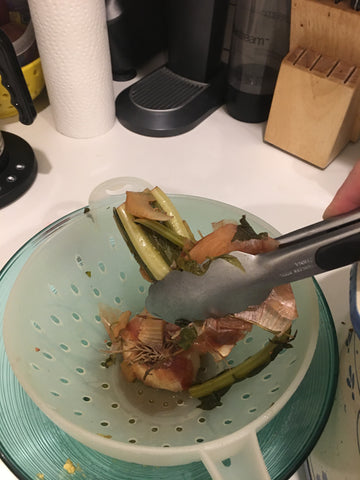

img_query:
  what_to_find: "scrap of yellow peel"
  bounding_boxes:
[63,459,76,474]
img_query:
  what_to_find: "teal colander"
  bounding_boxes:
[3,178,319,480]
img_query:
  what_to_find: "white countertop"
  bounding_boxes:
[1,77,358,480]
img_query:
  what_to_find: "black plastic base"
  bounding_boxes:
[115,65,226,137]
[113,68,137,82]
[226,85,273,123]
[0,131,37,208]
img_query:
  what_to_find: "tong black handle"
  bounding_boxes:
[0,29,36,125]
[256,210,360,286]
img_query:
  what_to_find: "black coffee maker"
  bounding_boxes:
[115,0,229,137]
[0,28,37,208]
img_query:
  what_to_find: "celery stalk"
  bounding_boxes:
[134,218,188,248]
[189,333,291,400]
[151,187,195,241]
[114,204,171,281]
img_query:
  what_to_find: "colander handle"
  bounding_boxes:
[88,177,153,210]
[199,430,270,480]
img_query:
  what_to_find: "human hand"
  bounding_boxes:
[323,160,360,219]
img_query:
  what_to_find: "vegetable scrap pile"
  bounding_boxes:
[100,187,298,407]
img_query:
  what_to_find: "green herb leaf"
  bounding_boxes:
[104,355,115,368]
[177,325,198,350]
[216,254,245,271]
[175,318,192,328]
[174,256,210,275]
[232,215,268,242]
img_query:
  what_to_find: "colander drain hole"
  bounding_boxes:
[108,235,117,248]
[50,315,61,325]
[32,321,42,331]
[42,352,54,360]
[70,284,80,295]
[48,284,58,295]
[270,386,280,393]
[75,255,84,267]
[98,262,106,272]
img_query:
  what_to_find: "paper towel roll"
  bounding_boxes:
[27,0,115,138]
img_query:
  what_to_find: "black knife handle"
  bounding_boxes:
[0,29,36,125]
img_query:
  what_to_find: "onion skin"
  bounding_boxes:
[120,315,201,393]
[125,191,172,222]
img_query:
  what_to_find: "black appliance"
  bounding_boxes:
[0,28,37,208]
[115,0,230,137]
[106,0,167,81]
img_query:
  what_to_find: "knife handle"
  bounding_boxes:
[0,29,36,125]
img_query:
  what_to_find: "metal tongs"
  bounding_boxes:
[145,207,360,322]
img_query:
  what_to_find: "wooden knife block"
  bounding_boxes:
[264,0,360,169]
